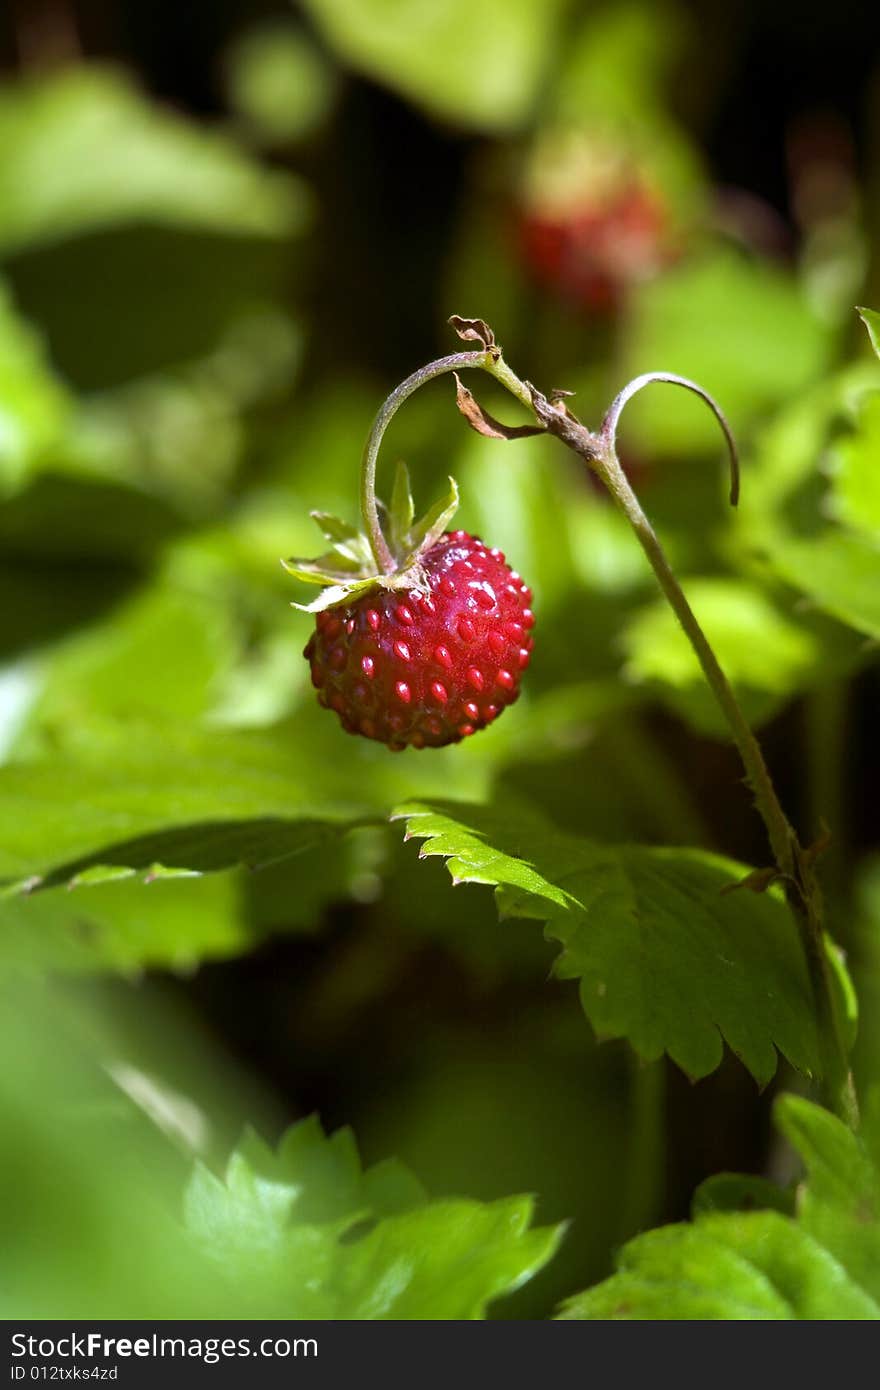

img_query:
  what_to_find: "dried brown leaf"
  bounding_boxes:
[453,374,544,441]
[448,315,496,352]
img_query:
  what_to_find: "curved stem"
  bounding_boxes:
[360,350,492,572]
[602,373,741,506]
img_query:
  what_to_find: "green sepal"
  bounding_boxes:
[282,471,461,613]
[280,551,362,584]
[291,576,384,614]
[309,511,374,567]
[389,460,416,555]
[408,476,460,554]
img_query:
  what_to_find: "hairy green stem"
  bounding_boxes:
[595,447,795,871]
[591,437,857,1127]
[360,350,493,572]
[805,680,848,904]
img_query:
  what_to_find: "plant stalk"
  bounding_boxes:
[519,383,857,1128]
[360,350,493,572]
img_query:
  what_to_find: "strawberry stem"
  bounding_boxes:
[601,372,741,506]
[360,350,492,573]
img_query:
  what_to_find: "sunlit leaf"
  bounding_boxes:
[0,282,72,495]
[19,584,237,735]
[560,1211,877,1319]
[827,390,880,539]
[0,872,243,974]
[395,801,825,1085]
[770,533,880,641]
[619,576,859,735]
[185,1115,563,1318]
[0,66,308,255]
[776,1094,880,1302]
[561,1097,880,1320]
[0,702,498,890]
[621,249,833,456]
[299,0,570,131]
[733,363,880,640]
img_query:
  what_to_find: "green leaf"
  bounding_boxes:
[0,872,243,974]
[733,365,880,640]
[298,0,570,132]
[0,281,73,496]
[185,1115,563,1318]
[0,826,387,974]
[1,814,342,896]
[234,1116,427,1223]
[0,66,308,256]
[734,365,874,536]
[771,533,880,641]
[562,1097,880,1320]
[619,577,849,736]
[560,1211,878,1319]
[395,801,823,1085]
[0,718,359,889]
[621,249,833,457]
[857,306,880,359]
[0,702,497,890]
[827,390,880,539]
[776,1095,880,1303]
[2,982,559,1318]
[389,460,415,556]
[19,585,237,733]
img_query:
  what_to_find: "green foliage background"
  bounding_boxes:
[1,0,879,1320]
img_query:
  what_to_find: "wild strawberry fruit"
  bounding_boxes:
[520,182,670,313]
[516,128,678,313]
[303,531,533,749]
[285,463,534,750]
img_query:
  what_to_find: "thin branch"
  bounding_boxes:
[601,372,740,506]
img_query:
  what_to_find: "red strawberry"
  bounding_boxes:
[514,128,680,314]
[519,181,671,313]
[303,530,534,750]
